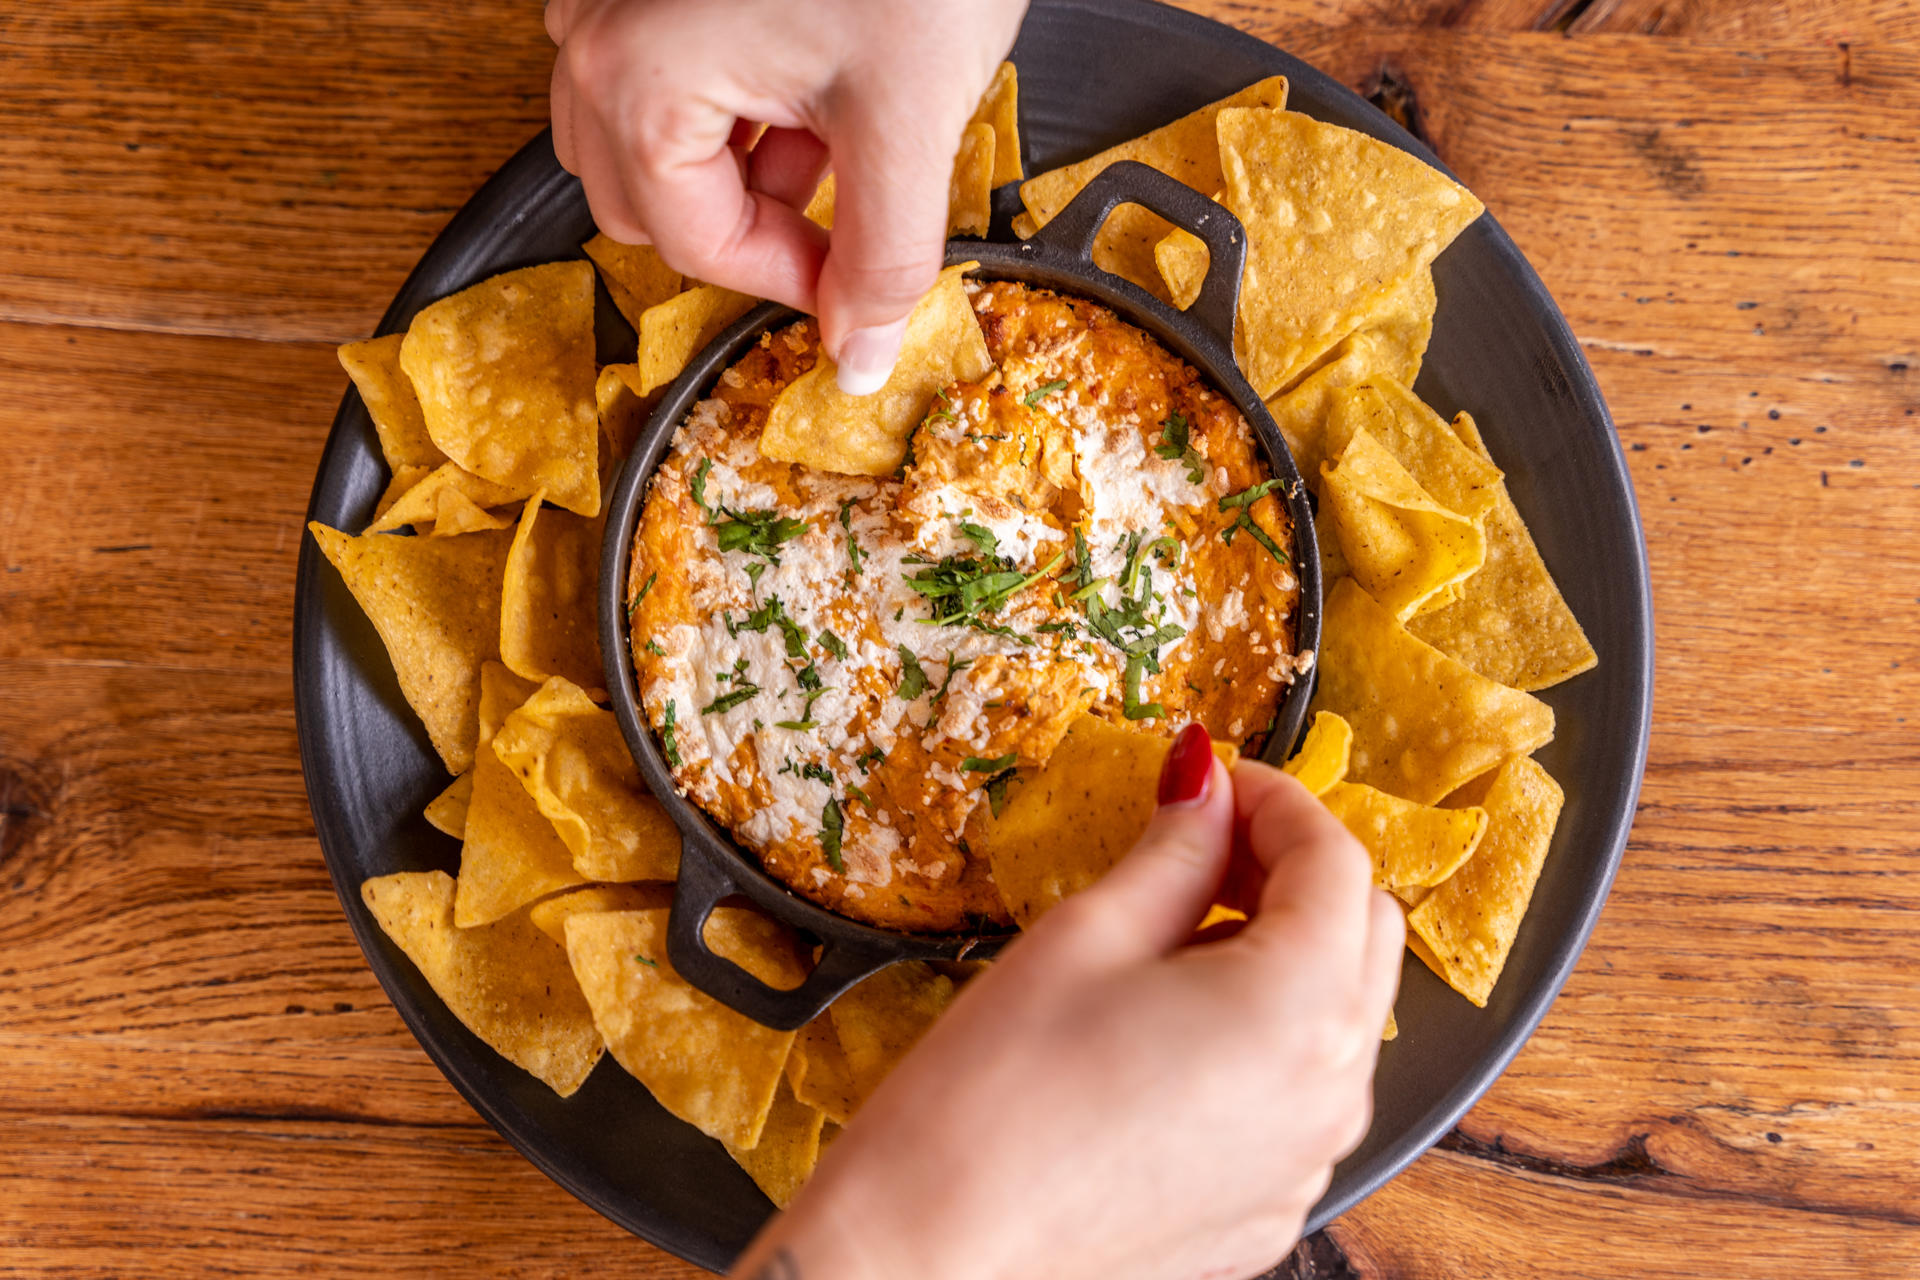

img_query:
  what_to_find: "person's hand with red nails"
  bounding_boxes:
[545,0,1028,394]
[731,724,1405,1280]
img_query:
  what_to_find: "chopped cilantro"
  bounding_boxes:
[1153,412,1206,483]
[628,570,657,621]
[819,798,844,872]
[856,746,885,773]
[962,752,1018,773]
[958,520,999,556]
[839,498,867,576]
[634,954,658,968]
[897,646,930,700]
[744,561,768,589]
[904,548,1067,633]
[801,761,834,785]
[660,699,682,766]
[933,652,973,705]
[846,783,874,809]
[644,638,666,656]
[739,596,807,659]
[984,768,1016,818]
[690,457,716,521]
[776,719,817,731]
[1123,654,1166,721]
[715,507,808,563]
[1218,479,1285,511]
[702,684,759,714]
[1219,481,1291,566]
[818,630,849,661]
[1072,526,1093,591]
[1022,379,1069,408]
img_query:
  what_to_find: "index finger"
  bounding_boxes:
[1231,760,1377,952]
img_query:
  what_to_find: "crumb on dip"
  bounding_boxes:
[629,280,1306,933]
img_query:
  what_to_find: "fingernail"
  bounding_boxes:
[1157,723,1213,807]
[833,317,910,396]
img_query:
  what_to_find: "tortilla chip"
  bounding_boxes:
[309,522,511,774]
[830,961,957,1114]
[400,262,601,516]
[525,882,676,947]
[1018,77,1289,303]
[565,907,803,1147]
[582,235,684,330]
[339,333,447,473]
[787,1013,858,1125]
[424,772,472,838]
[372,464,432,522]
[1320,427,1485,620]
[1408,413,1598,691]
[982,713,1236,926]
[477,659,541,742]
[1407,755,1565,1005]
[1320,781,1487,891]
[969,61,1022,186]
[1011,210,1037,240]
[1310,579,1554,804]
[1282,710,1352,796]
[1216,109,1483,398]
[596,363,653,471]
[490,676,681,882]
[1383,1010,1398,1041]
[363,462,521,536]
[949,122,995,238]
[361,870,602,1095]
[760,264,992,476]
[500,494,606,696]
[727,1077,828,1209]
[1315,499,1349,586]
[1324,379,1501,525]
[803,176,836,229]
[637,285,758,394]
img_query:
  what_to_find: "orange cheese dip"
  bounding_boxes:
[629,281,1307,932]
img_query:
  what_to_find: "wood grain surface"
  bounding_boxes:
[3,0,1916,1276]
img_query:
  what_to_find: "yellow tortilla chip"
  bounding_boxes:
[525,882,676,947]
[596,363,653,470]
[982,714,1236,926]
[424,772,472,838]
[1010,210,1037,240]
[1310,579,1555,804]
[361,870,602,1096]
[830,961,957,1114]
[309,522,511,774]
[727,1077,828,1209]
[565,907,803,1147]
[500,494,606,697]
[338,333,447,472]
[1365,269,1437,388]
[1320,781,1488,891]
[1407,755,1565,1005]
[760,264,992,476]
[582,234,684,330]
[1324,379,1501,525]
[949,122,995,238]
[1408,414,1598,691]
[1320,427,1485,620]
[490,676,682,882]
[400,261,601,516]
[363,462,524,536]
[637,285,758,395]
[1282,710,1352,796]
[1216,108,1483,398]
[1154,223,1210,311]
[1315,499,1349,587]
[1384,1009,1398,1041]
[454,664,587,928]
[803,175,836,229]
[1019,77,1289,303]
[372,463,432,522]
[788,1012,858,1125]
[969,61,1022,187]
[430,486,517,536]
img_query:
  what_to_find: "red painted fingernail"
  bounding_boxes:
[1157,723,1213,807]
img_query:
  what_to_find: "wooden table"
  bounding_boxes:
[3,1,1915,1275]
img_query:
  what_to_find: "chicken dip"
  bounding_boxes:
[627,280,1308,932]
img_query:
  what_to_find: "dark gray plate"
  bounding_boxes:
[293,0,1652,1270]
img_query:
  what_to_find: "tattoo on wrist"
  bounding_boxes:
[751,1247,801,1280]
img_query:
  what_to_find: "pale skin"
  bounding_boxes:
[546,5,1404,1276]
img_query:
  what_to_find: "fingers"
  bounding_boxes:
[551,56,646,243]
[748,126,832,210]
[1232,762,1376,955]
[812,84,968,391]
[1359,888,1406,1014]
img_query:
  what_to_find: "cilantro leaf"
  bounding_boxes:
[819,798,845,872]
[715,507,808,563]
[660,699,682,766]
[701,684,760,715]
[961,752,1018,773]
[1153,412,1206,484]
[690,457,716,522]
[818,630,849,661]
[958,520,999,556]
[1023,379,1069,408]
[984,768,1016,818]
[839,498,867,576]
[897,646,930,700]
[628,570,657,621]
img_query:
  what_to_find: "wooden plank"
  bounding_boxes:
[0,0,552,343]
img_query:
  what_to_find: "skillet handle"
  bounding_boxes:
[666,846,899,1032]
[1024,158,1247,351]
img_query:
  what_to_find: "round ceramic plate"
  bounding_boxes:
[293,0,1652,1269]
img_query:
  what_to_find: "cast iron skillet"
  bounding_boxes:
[597,161,1322,1032]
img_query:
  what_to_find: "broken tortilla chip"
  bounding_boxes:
[1309,579,1554,804]
[726,1077,828,1209]
[501,494,606,696]
[400,261,601,516]
[372,463,432,523]
[637,285,758,395]
[949,122,995,238]
[364,462,524,536]
[1320,781,1488,891]
[565,907,803,1148]
[362,870,602,1096]
[1408,413,1598,691]
[490,676,681,882]
[760,264,992,476]
[1216,108,1482,398]
[1283,710,1352,796]
[1407,755,1565,1005]
[1323,378,1502,525]
[582,235,684,330]
[969,61,1022,187]
[309,521,511,774]
[1320,427,1485,621]
[338,333,447,473]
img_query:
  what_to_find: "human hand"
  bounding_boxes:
[733,724,1405,1280]
[545,0,1028,393]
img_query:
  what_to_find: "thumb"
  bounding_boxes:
[1056,724,1234,963]
[813,87,969,394]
